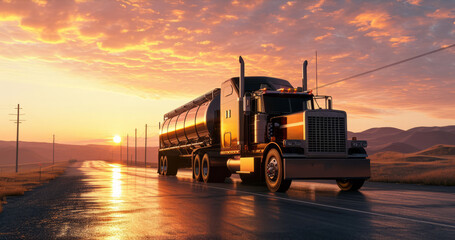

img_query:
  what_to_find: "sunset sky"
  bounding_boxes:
[0,0,454,145]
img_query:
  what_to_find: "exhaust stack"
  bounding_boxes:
[238,56,245,150]
[239,56,245,100]
[302,60,308,91]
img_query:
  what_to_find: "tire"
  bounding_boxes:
[193,154,202,182]
[159,156,165,175]
[264,149,291,192]
[336,179,365,191]
[164,156,178,176]
[201,154,227,183]
[162,156,168,175]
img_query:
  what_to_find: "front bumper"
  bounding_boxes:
[283,157,371,180]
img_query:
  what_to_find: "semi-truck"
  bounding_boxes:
[158,56,370,192]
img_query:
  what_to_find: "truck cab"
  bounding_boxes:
[220,75,370,192]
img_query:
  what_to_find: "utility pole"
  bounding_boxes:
[120,139,122,163]
[9,104,24,173]
[126,134,129,165]
[53,134,55,165]
[135,128,137,166]
[145,124,147,167]
[15,105,20,172]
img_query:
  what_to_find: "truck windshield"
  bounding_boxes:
[263,95,313,114]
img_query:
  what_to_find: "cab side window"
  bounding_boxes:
[223,85,233,97]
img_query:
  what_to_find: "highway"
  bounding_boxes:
[0,160,454,239]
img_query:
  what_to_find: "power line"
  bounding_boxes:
[315,43,455,90]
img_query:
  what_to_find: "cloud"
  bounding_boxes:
[426,8,455,19]
[314,32,331,41]
[306,0,325,13]
[403,0,422,6]
[0,0,453,122]
[350,12,391,31]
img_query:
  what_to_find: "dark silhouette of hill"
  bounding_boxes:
[1,125,453,164]
[349,125,455,154]
[0,146,48,164]
[0,140,158,166]
[348,127,404,140]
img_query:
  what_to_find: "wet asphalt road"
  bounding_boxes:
[0,160,454,239]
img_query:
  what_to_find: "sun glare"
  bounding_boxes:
[113,135,121,143]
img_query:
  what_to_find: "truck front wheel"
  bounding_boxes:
[336,179,365,191]
[264,149,291,192]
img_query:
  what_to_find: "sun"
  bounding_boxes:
[113,135,121,143]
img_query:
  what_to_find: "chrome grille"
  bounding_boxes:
[307,116,346,153]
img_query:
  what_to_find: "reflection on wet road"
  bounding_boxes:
[1,160,455,239]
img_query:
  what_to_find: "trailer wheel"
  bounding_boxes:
[159,156,165,175]
[162,156,169,175]
[201,154,226,183]
[336,179,365,191]
[193,154,202,182]
[164,156,178,176]
[264,149,291,192]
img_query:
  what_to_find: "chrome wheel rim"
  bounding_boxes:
[266,157,278,181]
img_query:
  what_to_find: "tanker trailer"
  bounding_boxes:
[157,88,229,180]
[158,56,370,192]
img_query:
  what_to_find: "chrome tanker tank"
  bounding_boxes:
[160,88,220,148]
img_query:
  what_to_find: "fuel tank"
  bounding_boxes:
[160,89,220,148]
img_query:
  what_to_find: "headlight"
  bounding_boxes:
[283,140,304,148]
[351,140,367,148]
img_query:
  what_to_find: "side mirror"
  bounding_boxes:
[328,99,332,110]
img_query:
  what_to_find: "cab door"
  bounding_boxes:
[220,80,240,154]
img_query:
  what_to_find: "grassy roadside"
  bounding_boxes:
[0,162,70,213]
[369,145,455,186]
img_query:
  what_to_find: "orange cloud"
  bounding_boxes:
[403,0,422,6]
[280,1,296,10]
[314,32,332,41]
[0,0,453,123]
[260,43,283,52]
[389,36,415,46]
[426,9,455,19]
[306,0,325,13]
[350,12,391,31]
[350,10,418,46]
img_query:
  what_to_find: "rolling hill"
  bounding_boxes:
[349,125,455,154]
[1,125,453,167]
[369,144,455,185]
